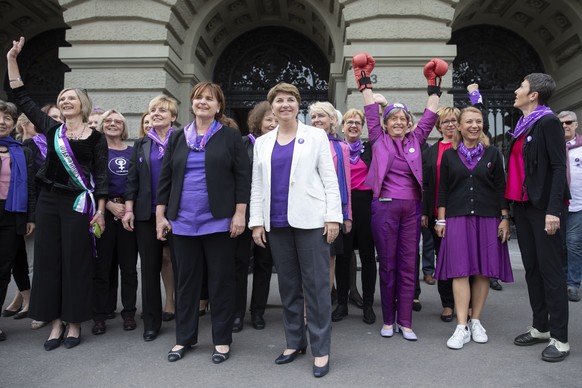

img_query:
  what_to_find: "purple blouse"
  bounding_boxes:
[107,147,132,197]
[270,140,295,227]
[150,145,164,213]
[170,149,230,236]
[379,140,420,200]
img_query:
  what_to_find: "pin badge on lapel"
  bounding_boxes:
[298,138,305,144]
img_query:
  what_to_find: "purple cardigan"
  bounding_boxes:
[364,103,438,198]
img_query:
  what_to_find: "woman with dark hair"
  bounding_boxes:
[92,110,138,335]
[8,37,107,350]
[245,100,277,330]
[508,73,570,362]
[156,81,250,363]
[123,95,178,342]
[352,53,445,341]
[434,106,513,349]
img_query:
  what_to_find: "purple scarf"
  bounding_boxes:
[329,134,349,219]
[247,133,256,145]
[32,133,47,160]
[458,141,484,166]
[184,120,223,152]
[345,139,364,164]
[147,127,174,159]
[511,105,554,138]
[0,137,27,213]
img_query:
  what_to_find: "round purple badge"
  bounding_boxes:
[298,138,305,144]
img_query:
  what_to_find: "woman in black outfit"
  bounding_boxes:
[8,37,108,350]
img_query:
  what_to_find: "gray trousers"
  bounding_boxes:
[268,227,331,356]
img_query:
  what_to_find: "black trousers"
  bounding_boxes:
[250,238,273,315]
[336,190,377,306]
[135,217,164,332]
[429,220,454,309]
[234,228,251,319]
[514,202,569,342]
[171,232,236,346]
[11,236,30,291]
[29,189,94,323]
[0,208,21,311]
[94,210,138,321]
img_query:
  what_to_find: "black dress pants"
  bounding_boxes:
[234,228,251,319]
[250,239,273,315]
[0,208,21,311]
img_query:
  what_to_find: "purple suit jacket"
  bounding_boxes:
[363,103,438,198]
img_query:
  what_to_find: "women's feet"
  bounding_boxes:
[31,320,48,330]
[275,347,307,364]
[0,329,6,341]
[440,307,454,322]
[397,325,418,341]
[63,324,82,349]
[380,324,394,337]
[44,322,66,351]
[212,345,230,364]
[2,307,21,317]
[162,311,175,322]
[168,345,187,362]
[313,355,330,378]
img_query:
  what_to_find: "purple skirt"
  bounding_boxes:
[435,216,514,282]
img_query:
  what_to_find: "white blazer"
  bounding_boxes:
[249,121,343,232]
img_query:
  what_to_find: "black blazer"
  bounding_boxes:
[156,126,251,220]
[422,140,444,218]
[506,114,569,216]
[125,136,156,221]
[360,140,372,169]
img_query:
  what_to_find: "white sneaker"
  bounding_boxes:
[469,319,488,344]
[447,325,471,349]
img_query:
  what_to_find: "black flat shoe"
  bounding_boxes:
[313,358,330,378]
[2,307,21,318]
[232,317,243,333]
[13,310,28,320]
[440,309,454,322]
[44,323,66,351]
[143,330,159,342]
[331,304,348,322]
[123,316,137,331]
[212,347,230,364]
[251,314,265,330]
[363,306,376,325]
[92,320,107,335]
[412,300,422,312]
[0,330,6,341]
[275,347,307,365]
[162,312,175,322]
[63,327,82,349]
[490,279,503,291]
[168,346,187,362]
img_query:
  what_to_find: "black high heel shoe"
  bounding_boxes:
[63,326,82,349]
[313,356,330,378]
[44,323,66,351]
[275,347,307,365]
[168,345,188,362]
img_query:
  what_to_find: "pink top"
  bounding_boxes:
[505,135,529,202]
[434,141,453,215]
[351,158,371,191]
[0,155,10,200]
[379,140,421,201]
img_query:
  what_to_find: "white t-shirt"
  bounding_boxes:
[568,138,582,212]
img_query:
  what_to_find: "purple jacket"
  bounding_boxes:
[364,103,438,198]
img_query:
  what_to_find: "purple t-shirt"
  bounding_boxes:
[170,149,230,236]
[107,147,132,197]
[150,145,164,213]
[379,139,420,200]
[270,140,295,227]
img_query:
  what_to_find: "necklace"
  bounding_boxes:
[67,124,87,140]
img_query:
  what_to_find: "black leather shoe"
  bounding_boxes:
[168,346,187,362]
[332,304,348,322]
[275,347,306,365]
[162,312,175,322]
[363,306,376,324]
[490,279,503,291]
[440,308,454,322]
[13,310,28,320]
[123,316,137,331]
[514,330,549,346]
[212,347,230,364]
[2,307,21,317]
[0,330,6,341]
[232,317,243,333]
[251,314,265,330]
[541,342,570,362]
[313,358,330,378]
[412,299,422,312]
[92,320,107,335]
[63,328,82,349]
[44,324,66,351]
[348,292,364,309]
[143,330,159,342]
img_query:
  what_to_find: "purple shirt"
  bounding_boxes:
[170,149,230,236]
[107,147,132,197]
[270,140,295,227]
[150,145,163,213]
[379,140,420,200]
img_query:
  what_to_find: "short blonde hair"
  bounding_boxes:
[148,95,179,119]
[453,106,490,149]
[56,88,93,122]
[98,109,129,140]
[267,82,301,106]
[15,113,33,141]
[435,106,461,133]
[309,101,338,134]
[342,109,365,127]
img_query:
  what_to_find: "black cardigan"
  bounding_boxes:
[438,146,508,217]
[156,126,251,220]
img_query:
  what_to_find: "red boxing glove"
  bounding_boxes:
[423,58,448,96]
[352,52,376,91]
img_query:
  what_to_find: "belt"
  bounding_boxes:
[109,197,125,204]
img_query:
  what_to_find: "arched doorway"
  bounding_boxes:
[214,27,330,134]
[449,25,544,148]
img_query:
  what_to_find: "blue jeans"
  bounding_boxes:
[566,210,582,289]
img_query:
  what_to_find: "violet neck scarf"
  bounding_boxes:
[328,134,349,220]
[458,141,484,166]
[511,105,554,138]
[32,133,47,160]
[345,138,363,164]
[183,120,222,152]
[147,127,174,159]
[0,136,27,213]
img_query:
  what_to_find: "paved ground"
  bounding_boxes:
[1,239,581,387]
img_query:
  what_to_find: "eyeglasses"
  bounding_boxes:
[441,120,457,126]
[345,120,362,127]
[562,120,576,125]
[104,119,123,125]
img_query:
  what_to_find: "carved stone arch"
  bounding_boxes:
[214,26,330,133]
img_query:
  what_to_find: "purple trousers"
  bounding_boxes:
[372,198,421,328]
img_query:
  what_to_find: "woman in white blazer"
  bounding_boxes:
[249,82,342,378]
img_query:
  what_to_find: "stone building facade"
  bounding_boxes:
[1,0,582,139]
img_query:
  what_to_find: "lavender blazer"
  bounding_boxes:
[363,103,438,198]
